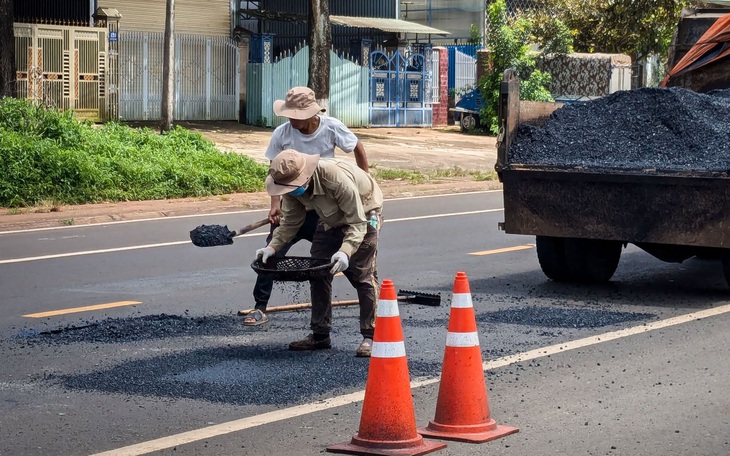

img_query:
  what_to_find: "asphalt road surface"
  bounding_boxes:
[1,191,728,456]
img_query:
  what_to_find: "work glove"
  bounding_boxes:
[256,246,276,264]
[330,251,350,274]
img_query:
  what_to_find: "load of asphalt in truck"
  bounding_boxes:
[495,68,730,288]
[510,87,730,173]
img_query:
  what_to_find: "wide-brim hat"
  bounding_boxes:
[273,86,325,120]
[265,149,320,196]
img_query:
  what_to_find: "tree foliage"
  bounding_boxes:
[0,0,17,98]
[540,0,693,60]
[478,0,555,134]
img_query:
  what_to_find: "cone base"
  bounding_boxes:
[327,435,447,456]
[418,422,519,444]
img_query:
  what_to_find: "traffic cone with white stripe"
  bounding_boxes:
[419,272,519,443]
[327,279,447,456]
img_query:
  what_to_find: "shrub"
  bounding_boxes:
[0,98,268,207]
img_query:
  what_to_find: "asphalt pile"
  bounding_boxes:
[510,87,730,172]
[477,306,653,329]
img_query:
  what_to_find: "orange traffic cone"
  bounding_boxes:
[419,271,519,443]
[327,279,447,456]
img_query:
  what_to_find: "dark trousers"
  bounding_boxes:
[253,210,319,311]
[309,221,380,339]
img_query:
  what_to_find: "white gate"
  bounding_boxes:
[453,48,477,103]
[118,32,239,121]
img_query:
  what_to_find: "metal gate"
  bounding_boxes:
[14,23,108,121]
[118,32,239,121]
[369,49,432,127]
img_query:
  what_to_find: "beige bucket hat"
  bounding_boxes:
[265,149,321,196]
[273,86,325,120]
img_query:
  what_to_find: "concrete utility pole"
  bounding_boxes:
[308,0,331,112]
[160,0,175,133]
[0,0,17,98]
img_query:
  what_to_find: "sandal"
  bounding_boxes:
[243,309,269,326]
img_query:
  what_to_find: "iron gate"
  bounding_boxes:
[369,49,432,127]
[14,23,109,121]
[118,32,239,121]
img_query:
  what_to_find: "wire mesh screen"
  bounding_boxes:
[487,0,548,33]
[506,0,540,16]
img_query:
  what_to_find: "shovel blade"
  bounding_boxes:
[190,224,236,247]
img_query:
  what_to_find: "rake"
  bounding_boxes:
[237,289,441,315]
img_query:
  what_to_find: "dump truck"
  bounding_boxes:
[663,7,730,91]
[495,8,730,287]
[495,66,730,287]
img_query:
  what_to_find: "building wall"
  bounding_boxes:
[113,0,231,35]
[245,0,398,55]
[406,0,484,45]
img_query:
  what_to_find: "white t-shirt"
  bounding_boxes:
[265,116,359,160]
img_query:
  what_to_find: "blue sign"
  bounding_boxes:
[109,31,118,42]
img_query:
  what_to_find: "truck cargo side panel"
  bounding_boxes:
[501,170,730,248]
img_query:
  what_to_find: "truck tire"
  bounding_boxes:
[563,238,622,283]
[536,236,571,282]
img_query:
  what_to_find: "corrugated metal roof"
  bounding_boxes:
[330,15,451,35]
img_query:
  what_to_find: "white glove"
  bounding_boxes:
[256,246,275,263]
[330,251,350,274]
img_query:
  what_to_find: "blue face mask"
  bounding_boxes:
[288,184,308,197]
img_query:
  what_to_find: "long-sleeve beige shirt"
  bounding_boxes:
[269,159,383,257]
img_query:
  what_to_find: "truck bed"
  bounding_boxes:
[496,68,730,249]
[500,166,730,248]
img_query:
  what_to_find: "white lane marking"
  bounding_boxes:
[0,209,267,235]
[0,210,502,264]
[385,208,502,223]
[0,191,501,236]
[89,303,730,456]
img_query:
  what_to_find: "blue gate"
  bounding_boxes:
[369,50,432,127]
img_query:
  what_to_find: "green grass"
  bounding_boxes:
[0,97,268,208]
[371,166,497,184]
[0,98,497,209]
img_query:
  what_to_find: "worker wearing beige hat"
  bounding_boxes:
[244,86,369,327]
[255,149,383,357]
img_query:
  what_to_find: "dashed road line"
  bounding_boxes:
[469,244,534,255]
[23,301,142,318]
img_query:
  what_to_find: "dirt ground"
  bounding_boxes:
[0,122,500,232]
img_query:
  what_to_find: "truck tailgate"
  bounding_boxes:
[501,167,730,248]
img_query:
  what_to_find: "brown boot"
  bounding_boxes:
[356,338,373,357]
[288,334,331,351]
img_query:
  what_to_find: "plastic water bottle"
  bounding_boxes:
[368,210,378,230]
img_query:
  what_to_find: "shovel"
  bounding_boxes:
[190,218,270,247]
[237,289,441,315]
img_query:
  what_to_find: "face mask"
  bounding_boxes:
[288,184,308,197]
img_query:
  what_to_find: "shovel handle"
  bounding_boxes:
[237,296,417,315]
[235,218,270,236]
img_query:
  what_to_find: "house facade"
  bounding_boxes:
[13,0,239,122]
[12,0,451,126]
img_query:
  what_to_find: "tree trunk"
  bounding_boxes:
[308,0,331,112]
[160,0,175,133]
[0,0,17,98]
